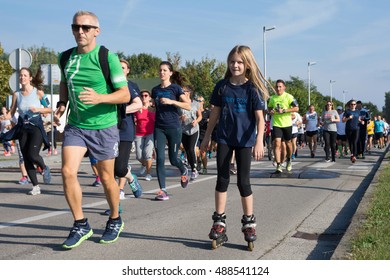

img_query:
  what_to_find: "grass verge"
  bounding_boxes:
[349,160,390,259]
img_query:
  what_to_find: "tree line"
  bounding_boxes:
[0,43,385,119]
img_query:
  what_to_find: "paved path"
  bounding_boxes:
[0,144,387,260]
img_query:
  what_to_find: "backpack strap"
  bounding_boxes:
[98,45,114,92]
[99,46,126,128]
[59,47,75,77]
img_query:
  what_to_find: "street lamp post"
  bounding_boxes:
[342,90,348,108]
[330,80,336,102]
[308,61,316,106]
[263,26,276,86]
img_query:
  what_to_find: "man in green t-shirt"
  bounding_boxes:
[268,80,299,173]
[55,11,130,249]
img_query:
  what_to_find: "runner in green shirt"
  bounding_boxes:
[55,11,130,249]
[267,80,299,173]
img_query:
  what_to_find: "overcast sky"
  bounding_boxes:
[1,0,389,109]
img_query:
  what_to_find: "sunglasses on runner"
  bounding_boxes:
[71,24,99,32]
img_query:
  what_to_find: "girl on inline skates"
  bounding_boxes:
[200,45,269,250]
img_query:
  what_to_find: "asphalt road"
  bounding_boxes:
[0,144,386,260]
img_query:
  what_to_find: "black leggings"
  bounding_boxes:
[346,128,359,157]
[323,130,337,160]
[19,125,46,186]
[181,131,199,171]
[114,141,132,178]
[216,143,252,197]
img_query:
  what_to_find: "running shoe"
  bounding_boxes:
[27,185,41,195]
[286,160,292,172]
[119,189,125,200]
[273,164,283,174]
[145,174,152,181]
[42,166,51,184]
[19,176,29,185]
[230,163,237,175]
[181,168,189,188]
[139,165,146,176]
[191,169,199,180]
[92,176,102,187]
[325,158,331,163]
[155,189,169,201]
[99,217,124,244]
[62,219,93,249]
[128,174,142,198]
[201,168,208,175]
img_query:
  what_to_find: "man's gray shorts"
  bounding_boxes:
[62,124,119,161]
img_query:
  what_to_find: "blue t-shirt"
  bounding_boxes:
[119,80,140,141]
[344,109,360,130]
[152,83,184,129]
[210,80,265,147]
[374,119,385,133]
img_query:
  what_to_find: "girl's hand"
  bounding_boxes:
[253,142,264,161]
[160,97,173,105]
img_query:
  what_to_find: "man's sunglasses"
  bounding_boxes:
[71,24,99,32]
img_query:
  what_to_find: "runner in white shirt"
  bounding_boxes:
[302,104,320,158]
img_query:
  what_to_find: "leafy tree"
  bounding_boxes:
[123,53,161,79]
[181,57,225,106]
[27,45,59,74]
[383,91,390,120]
[0,44,12,107]
[166,52,182,71]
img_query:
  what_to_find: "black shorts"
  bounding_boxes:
[272,126,293,141]
[375,132,383,140]
[306,130,318,137]
[337,134,347,141]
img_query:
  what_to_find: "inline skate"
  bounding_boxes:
[209,212,228,249]
[241,214,257,251]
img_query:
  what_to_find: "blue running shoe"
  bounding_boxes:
[42,165,51,184]
[62,219,93,249]
[128,174,142,198]
[19,176,29,185]
[99,217,124,244]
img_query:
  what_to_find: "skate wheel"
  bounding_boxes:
[211,239,218,250]
[248,241,254,251]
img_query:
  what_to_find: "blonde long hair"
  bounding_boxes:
[224,45,273,100]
